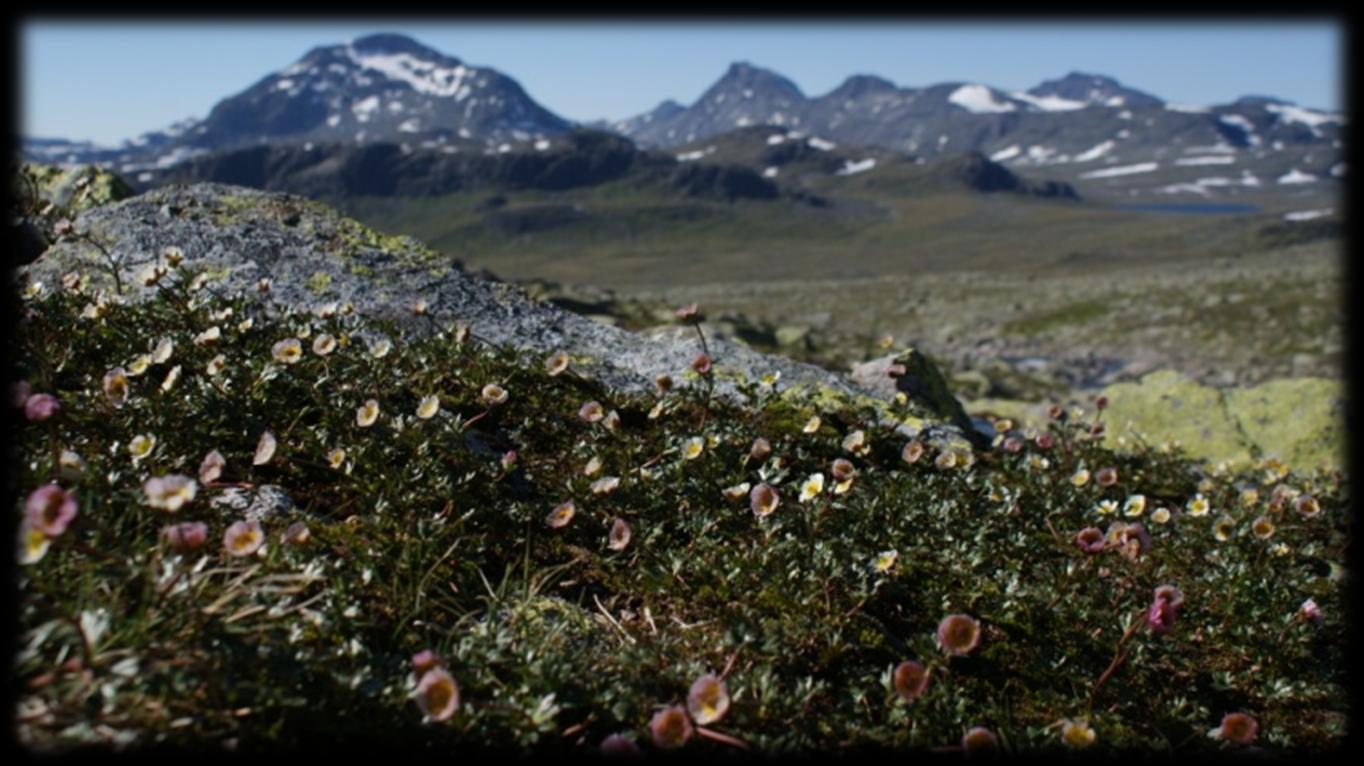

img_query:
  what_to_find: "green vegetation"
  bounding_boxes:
[13,270,1348,754]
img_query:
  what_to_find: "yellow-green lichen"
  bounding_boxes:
[306,272,334,294]
[1100,370,1343,473]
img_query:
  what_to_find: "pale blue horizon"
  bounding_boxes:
[22,20,1345,146]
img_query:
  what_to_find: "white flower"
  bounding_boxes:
[253,430,278,465]
[194,326,221,345]
[129,434,157,461]
[681,437,704,461]
[1123,494,1147,518]
[143,474,198,512]
[206,354,227,377]
[1187,494,1211,517]
[151,337,174,364]
[357,399,380,427]
[874,550,898,573]
[416,394,440,420]
[160,365,182,392]
[369,337,392,359]
[591,476,620,495]
[127,354,152,377]
[799,473,825,503]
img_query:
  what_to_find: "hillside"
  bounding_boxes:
[10,178,1350,754]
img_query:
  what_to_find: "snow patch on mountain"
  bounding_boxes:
[1175,156,1236,166]
[949,85,1016,114]
[835,158,877,175]
[1079,162,1158,179]
[1073,140,1115,163]
[1008,91,1087,112]
[989,145,1021,162]
[1277,168,1317,184]
[1265,103,1341,130]
[1217,114,1261,147]
[348,48,476,99]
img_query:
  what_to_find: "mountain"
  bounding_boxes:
[1023,71,1164,110]
[610,62,1345,201]
[21,33,573,178]
[21,41,1344,206]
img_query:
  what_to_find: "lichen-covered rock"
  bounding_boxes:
[209,484,298,523]
[1223,377,1345,472]
[1100,370,1344,472]
[20,163,134,214]
[850,349,985,445]
[24,183,965,437]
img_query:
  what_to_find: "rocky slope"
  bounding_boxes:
[19,181,977,447]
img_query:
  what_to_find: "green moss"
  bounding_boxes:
[347,263,374,277]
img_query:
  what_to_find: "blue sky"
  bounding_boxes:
[23,20,1343,145]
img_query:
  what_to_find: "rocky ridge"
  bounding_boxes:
[19,181,974,446]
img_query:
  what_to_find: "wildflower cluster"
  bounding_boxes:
[10,279,1348,754]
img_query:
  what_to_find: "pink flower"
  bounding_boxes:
[608,517,632,551]
[1147,584,1183,634]
[164,522,209,553]
[500,450,518,471]
[748,437,772,463]
[1075,527,1106,554]
[223,519,265,557]
[199,450,226,484]
[282,521,311,546]
[23,393,60,422]
[411,650,439,675]
[961,726,1000,756]
[649,705,693,749]
[686,673,730,725]
[750,483,780,517]
[25,484,78,537]
[1096,467,1119,487]
[1117,522,1152,560]
[674,303,701,322]
[1211,712,1258,745]
[691,352,712,375]
[1034,432,1055,450]
[893,660,930,702]
[1299,598,1323,624]
[579,401,605,423]
[102,367,130,407]
[413,668,460,723]
[600,733,642,757]
[831,458,856,482]
[546,501,576,529]
[1000,436,1023,454]
[937,614,982,656]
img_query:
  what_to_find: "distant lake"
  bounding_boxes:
[1108,202,1261,215]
